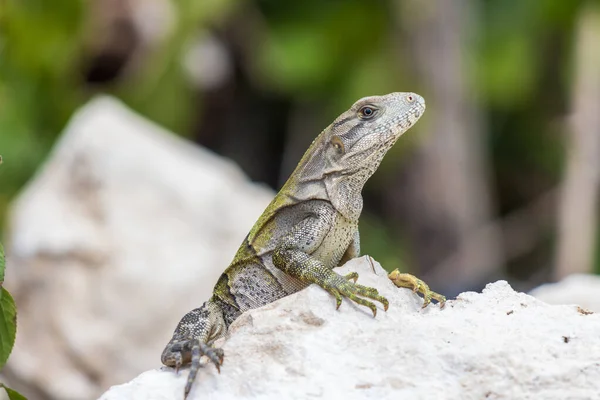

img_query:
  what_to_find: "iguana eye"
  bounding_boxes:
[407,95,415,102]
[331,136,345,154]
[358,106,377,120]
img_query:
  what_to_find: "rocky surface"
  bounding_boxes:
[100,257,600,400]
[3,96,273,400]
[530,273,600,313]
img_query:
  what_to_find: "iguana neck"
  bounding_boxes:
[281,127,364,222]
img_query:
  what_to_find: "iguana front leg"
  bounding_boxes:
[338,230,445,308]
[349,232,445,308]
[161,299,227,398]
[272,204,388,316]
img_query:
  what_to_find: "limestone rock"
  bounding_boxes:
[3,96,274,400]
[100,257,600,400]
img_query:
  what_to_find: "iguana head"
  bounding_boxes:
[296,92,426,220]
[327,92,425,174]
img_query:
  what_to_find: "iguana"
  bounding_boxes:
[161,92,445,398]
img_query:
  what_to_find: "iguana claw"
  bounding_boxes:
[184,340,224,398]
[388,269,446,308]
[323,272,389,317]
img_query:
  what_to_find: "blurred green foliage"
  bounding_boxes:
[0,0,596,276]
[1,241,17,369]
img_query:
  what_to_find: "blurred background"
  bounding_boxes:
[1,0,600,398]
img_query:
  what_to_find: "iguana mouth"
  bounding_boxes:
[375,100,426,153]
[389,100,426,139]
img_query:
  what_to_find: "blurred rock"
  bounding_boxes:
[100,257,600,400]
[130,0,175,46]
[3,96,274,400]
[529,274,600,313]
[182,32,232,90]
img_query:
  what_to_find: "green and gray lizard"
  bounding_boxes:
[161,92,445,398]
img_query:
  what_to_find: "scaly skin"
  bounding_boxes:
[161,92,445,398]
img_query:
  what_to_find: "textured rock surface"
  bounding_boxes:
[100,257,600,400]
[530,273,600,313]
[3,96,273,400]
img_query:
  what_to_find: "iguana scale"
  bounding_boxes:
[161,92,445,398]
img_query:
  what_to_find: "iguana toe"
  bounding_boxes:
[182,339,225,399]
[331,289,343,310]
[344,272,359,282]
[388,269,446,308]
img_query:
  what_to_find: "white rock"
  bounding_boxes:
[529,273,600,312]
[4,96,274,400]
[100,257,600,400]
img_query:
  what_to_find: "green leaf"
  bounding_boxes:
[0,241,5,288]
[2,385,28,400]
[0,287,17,369]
